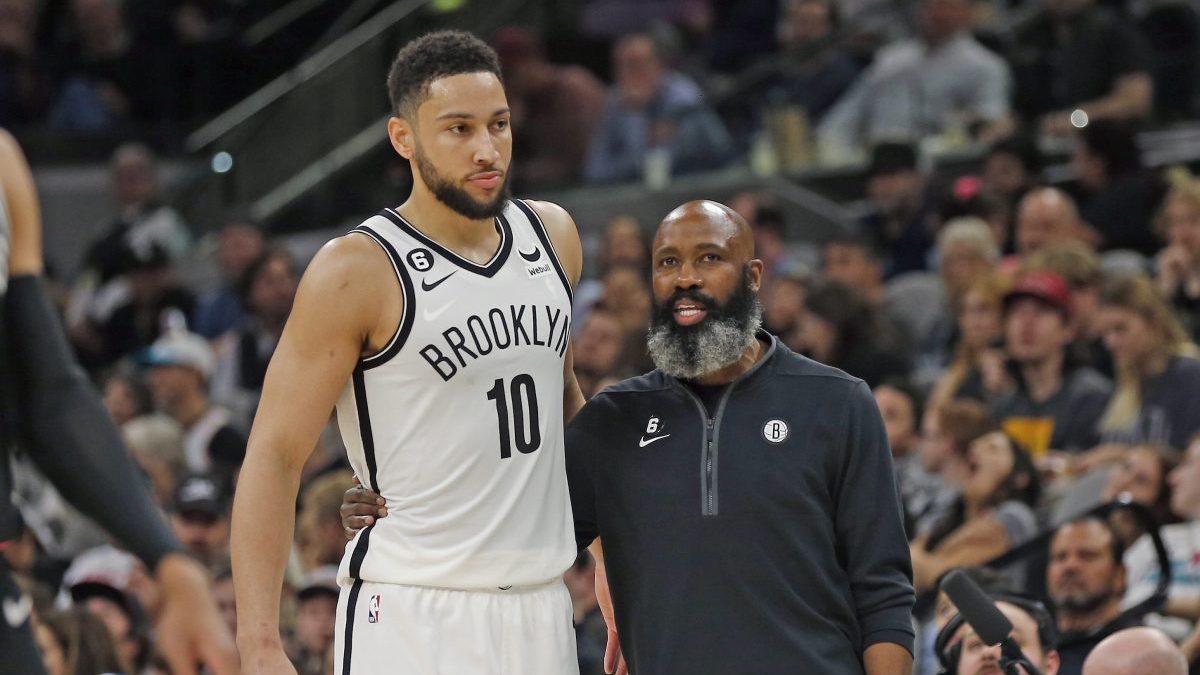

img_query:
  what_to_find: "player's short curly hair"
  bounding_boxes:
[386,30,502,120]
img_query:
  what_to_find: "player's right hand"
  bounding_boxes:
[341,477,387,539]
[239,647,298,675]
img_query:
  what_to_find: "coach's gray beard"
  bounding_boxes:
[647,301,763,380]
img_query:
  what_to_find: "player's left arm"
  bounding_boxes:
[526,200,586,423]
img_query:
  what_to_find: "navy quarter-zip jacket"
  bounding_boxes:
[567,333,915,674]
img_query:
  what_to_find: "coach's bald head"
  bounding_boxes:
[647,200,765,382]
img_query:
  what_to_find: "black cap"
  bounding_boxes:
[172,473,228,517]
[868,141,918,176]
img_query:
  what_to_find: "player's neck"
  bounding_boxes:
[397,186,500,250]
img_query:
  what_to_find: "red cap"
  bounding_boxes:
[1004,269,1071,317]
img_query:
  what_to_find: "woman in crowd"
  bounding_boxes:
[34,607,129,675]
[910,431,1041,594]
[795,278,911,387]
[927,272,1010,412]
[1097,275,1200,450]
[1155,167,1200,341]
[1101,444,1181,547]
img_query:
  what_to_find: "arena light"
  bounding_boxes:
[1070,109,1089,129]
[211,151,234,174]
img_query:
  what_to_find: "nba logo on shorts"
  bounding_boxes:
[368,595,381,623]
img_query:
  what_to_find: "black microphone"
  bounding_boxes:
[939,570,1043,675]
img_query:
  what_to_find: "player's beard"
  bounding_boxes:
[647,266,763,380]
[414,144,511,220]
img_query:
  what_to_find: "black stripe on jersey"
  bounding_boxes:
[351,367,381,493]
[341,523,373,673]
[514,200,573,301]
[379,207,513,278]
[341,577,364,675]
[351,226,416,370]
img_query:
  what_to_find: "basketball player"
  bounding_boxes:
[0,128,237,675]
[231,32,587,674]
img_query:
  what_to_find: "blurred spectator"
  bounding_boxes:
[212,567,237,640]
[748,202,807,282]
[192,217,264,339]
[1024,243,1110,376]
[1009,0,1153,133]
[1047,517,1137,674]
[169,472,230,572]
[564,551,606,675]
[1155,168,1200,341]
[142,328,246,477]
[1083,627,1188,675]
[584,33,736,184]
[69,580,149,671]
[860,142,936,277]
[0,0,48,126]
[915,399,996,534]
[762,272,807,343]
[729,0,859,130]
[983,135,1044,213]
[84,143,192,275]
[296,470,355,571]
[289,565,338,675]
[211,249,298,427]
[993,270,1112,455]
[705,0,780,73]
[946,596,1061,675]
[928,272,1009,411]
[70,242,196,369]
[1014,188,1092,261]
[1073,120,1165,255]
[910,431,1040,593]
[572,307,628,399]
[599,264,652,338]
[572,215,649,325]
[1119,437,1200,643]
[817,0,1012,152]
[875,380,941,535]
[822,234,885,306]
[121,414,186,509]
[492,26,605,188]
[34,606,130,675]
[983,134,1044,251]
[796,278,912,386]
[48,0,171,129]
[1096,275,1200,449]
[101,370,153,426]
[1102,444,1180,547]
[938,217,1002,307]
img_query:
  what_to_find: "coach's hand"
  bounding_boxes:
[592,542,628,675]
[156,553,240,675]
[239,646,297,675]
[341,478,388,539]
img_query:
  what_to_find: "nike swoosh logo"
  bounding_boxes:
[639,434,671,447]
[3,595,31,628]
[519,246,541,262]
[421,271,456,292]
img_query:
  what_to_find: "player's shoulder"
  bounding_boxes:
[300,227,396,297]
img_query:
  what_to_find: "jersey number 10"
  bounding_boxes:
[486,374,541,459]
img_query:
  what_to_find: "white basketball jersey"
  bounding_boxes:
[334,200,576,590]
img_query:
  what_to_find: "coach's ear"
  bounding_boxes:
[388,117,415,160]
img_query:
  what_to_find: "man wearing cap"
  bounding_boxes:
[143,329,247,479]
[992,269,1112,455]
[290,565,339,675]
[940,594,1061,675]
[860,142,936,278]
[170,473,232,572]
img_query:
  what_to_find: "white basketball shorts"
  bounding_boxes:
[333,578,579,674]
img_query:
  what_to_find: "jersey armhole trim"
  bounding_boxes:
[514,199,573,302]
[348,227,416,370]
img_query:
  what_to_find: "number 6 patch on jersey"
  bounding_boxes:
[368,594,381,623]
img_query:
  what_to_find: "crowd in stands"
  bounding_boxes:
[10,0,1200,673]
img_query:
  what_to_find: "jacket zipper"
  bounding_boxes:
[679,384,735,517]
